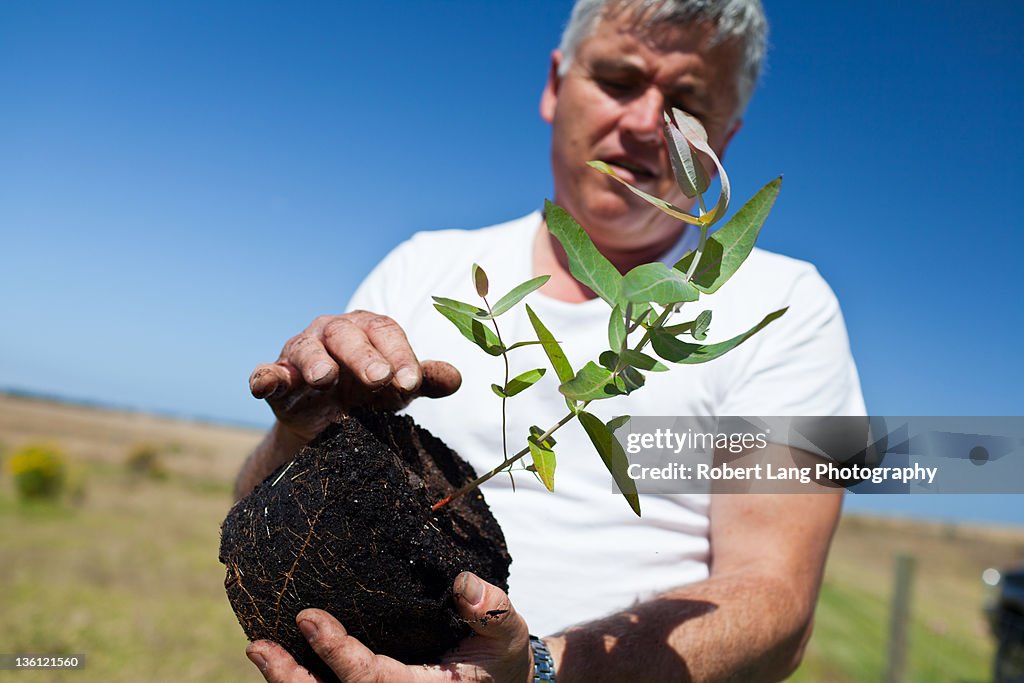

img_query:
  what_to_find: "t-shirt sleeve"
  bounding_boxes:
[717,266,866,417]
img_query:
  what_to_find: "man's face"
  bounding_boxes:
[541,13,744,254]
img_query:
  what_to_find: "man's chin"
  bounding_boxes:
[579,194,662,230]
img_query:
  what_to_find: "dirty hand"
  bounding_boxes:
[246,572,534,683]
[249,311,462,441]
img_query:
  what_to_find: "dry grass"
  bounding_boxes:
[1,393,1022,682]
[0,393,261,483]
[0,393,260,682]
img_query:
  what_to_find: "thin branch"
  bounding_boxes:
[431,408,582,511]
[483,295,510,462]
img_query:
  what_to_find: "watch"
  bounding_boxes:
[529,635,556,682]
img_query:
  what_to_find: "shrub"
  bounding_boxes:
[7,443,66,500]
[126,443,168,480]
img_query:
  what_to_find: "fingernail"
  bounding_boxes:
[298,617,319,643]
[396,367,419,391]
[311,362,333,383]
[365,362,391,383]
[460,572,484,606]
[246,647,267,671]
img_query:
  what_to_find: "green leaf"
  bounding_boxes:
[490,383,506,398]
[433,304,504,356]
[431,296,487,318]
[504,340,549,352]
[559,361,624,401]
[606,415,631,433]
[503,368,546,397]
[622,262,700,305]
[489,276,550,318]
[529,425,557,449]
[620,349,668,372]
[526,304,574,384]
[528,440,556,492]
[578,411,641,516]
[661,310,712,338]
[608,305,626,352]
[692,309,712,341]
[598,351,618,371]
[472,263,488,297]
[586,161,701,226]
[663,111,710,199]
[673,177,782,294]
[651,308,788,364]
[668,108,731,225]
[661,320,693,335]
[621,366,645,393]
[544,200,624,305]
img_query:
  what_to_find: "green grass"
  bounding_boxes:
[0,461,254,683]
[793,579,991,683]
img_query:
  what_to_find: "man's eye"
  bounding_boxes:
[597,78,635,94]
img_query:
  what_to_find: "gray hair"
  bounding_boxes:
[557,0,768,114]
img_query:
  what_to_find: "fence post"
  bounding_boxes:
[884,553,917,683]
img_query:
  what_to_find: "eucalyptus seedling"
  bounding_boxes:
[431,108,786,516]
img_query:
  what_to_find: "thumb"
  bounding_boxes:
[418,360,462,398]
[453,572,529,644]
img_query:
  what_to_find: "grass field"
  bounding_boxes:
[1,392,1022,682]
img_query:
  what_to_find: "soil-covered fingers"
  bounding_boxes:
[418,361,463,399]
[453,572,524,637]
[246,640,325,683]
[449,572,531,668]
[249,363,300,400]
[342,312,422,392]
[314,314,414,391]
[295,610,435,683]
[278,327,351,390]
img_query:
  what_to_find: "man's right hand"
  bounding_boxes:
[248,311,462,442]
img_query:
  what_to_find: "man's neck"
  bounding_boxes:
[533,217,686,303]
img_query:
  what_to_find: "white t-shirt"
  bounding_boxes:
[347,211,865,635]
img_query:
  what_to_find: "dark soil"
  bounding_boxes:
[219,409,510,680]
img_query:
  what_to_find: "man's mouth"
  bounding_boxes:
[603,158,656,183]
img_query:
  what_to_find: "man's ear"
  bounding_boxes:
[539,49,563,124]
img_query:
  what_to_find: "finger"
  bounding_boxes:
[297,609,426,683]
[281,332,344,389]
[453,572,529,646]
[319,317,397,388]
[349,312,423,393]
[418,361,462,399]
[250,363,295,400]
[246,640,325,683]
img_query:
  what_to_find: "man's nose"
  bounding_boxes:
[620,87,664,143]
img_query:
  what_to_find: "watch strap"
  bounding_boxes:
[529,635,556,682]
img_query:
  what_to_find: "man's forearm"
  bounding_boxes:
[545,570,813,683]
[233,422,309,501]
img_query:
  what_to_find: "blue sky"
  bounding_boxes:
[2,2,1022,523]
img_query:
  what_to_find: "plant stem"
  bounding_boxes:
[636,305,673,351]
[684,193,709,282]
[627,308,651,334]
[484,296,510,462]
[430,407,583,511]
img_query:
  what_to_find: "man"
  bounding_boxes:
[236,1,864,680]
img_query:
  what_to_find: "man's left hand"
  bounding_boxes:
[245,571,534,683]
